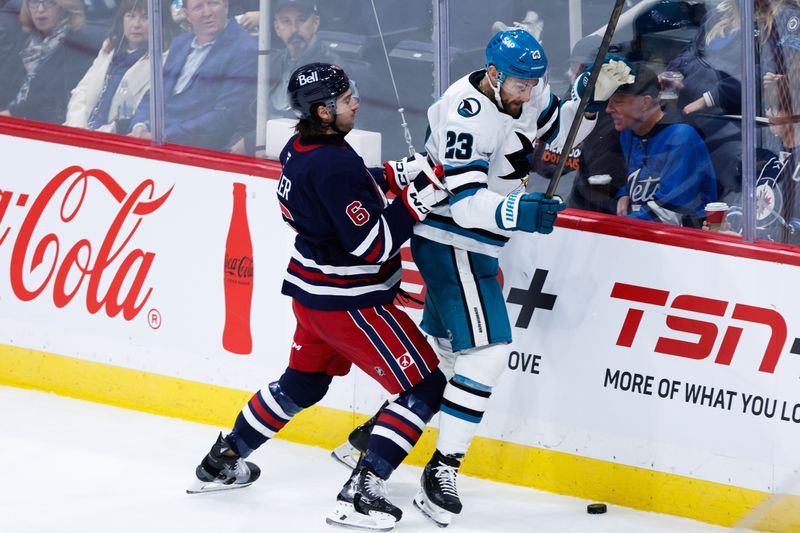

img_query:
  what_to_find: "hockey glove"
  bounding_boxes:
[402,167,448,222]
[572,54,635,112]
[384,153,437,196]
[495,191,566,234]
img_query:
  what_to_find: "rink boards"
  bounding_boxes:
[1,127,799,529]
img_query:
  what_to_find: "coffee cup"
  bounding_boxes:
[705,202,729,231]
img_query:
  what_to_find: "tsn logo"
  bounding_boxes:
[610,282,788,374]
[298,71,319,86]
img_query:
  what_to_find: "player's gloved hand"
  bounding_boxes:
[384,152,438,195]
[495,191,567,234]
[572,54,635,112]
[402,165,448,221]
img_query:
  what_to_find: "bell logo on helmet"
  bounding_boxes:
[298,71,319,86]
[532,50,541,60]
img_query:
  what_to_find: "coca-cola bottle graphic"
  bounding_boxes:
[223,182,253,354]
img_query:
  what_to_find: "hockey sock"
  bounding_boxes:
[227,369,331,457]
[362,368,446,478]
[436,374,492,456]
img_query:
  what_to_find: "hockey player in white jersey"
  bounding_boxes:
[334,29,635,527]
[409,30,633,526]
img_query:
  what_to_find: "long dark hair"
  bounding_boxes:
[103,0,180,54]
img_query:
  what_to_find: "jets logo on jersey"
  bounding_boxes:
[457,97,481,118]
[397,354,413,369]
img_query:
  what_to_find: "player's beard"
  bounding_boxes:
[505,101,524,119]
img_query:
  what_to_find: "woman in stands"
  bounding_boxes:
[0,0,96,123]
[65,0,176,133]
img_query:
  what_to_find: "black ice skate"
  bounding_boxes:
[186,433,261,494]
[413,450,463,527]
[331,402,385,469]
[326,463,401,531]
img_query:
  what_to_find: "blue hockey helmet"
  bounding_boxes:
[288,62,352,120]
[485,29,548,84]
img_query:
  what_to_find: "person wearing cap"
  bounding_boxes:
[229,0,344,154]
[532,34,628,214]
[127,0,257,150]
[268,0,343,115]
[607,63,718,226]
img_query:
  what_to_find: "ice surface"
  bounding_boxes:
[0,386,731,533]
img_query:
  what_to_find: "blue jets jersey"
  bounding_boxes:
[277,133,417,310]
[618,121,717,225]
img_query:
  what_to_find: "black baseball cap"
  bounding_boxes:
[274,0,317,15]
[615,62,660,98]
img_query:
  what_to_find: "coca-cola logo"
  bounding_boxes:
[225,254,253,280]
[0,165,173,321]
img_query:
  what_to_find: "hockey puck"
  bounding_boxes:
[587,503,607,514]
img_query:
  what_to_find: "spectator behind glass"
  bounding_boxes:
[0,0,24,104]
[662,0,744,201]
[609,63,718,227]
[230,0,343,155]
[0,0,98,123]
[532,34,628,214]
[64,0,177,133]
[269,0,342,114]
[128,0,257,151]
[760,0,800,234]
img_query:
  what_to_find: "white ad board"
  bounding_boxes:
[2,132,800,499]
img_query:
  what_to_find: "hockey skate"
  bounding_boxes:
[331,404,382,469]
[413,450,463,527]
[186,433,261,494]
[326,462,402,531]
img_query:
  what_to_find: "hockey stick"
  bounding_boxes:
[545,0,627,199]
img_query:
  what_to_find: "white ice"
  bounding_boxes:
[0,385,732,533]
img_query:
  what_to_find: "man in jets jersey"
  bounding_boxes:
[386,29,634,526]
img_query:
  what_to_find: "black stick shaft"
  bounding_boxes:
[545,0,627,198]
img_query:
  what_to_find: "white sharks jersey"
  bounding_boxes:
[414,70,596,256]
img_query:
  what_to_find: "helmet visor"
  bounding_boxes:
[502,75,538,98]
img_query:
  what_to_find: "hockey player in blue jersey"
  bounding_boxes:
[608,63,717,225]
[336,29,636,527]
[188,62,452,531]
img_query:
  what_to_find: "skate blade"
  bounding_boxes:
[326,501,396,532]
[413,490,452,528]
[186,478,253,494]
[331,442,361,470]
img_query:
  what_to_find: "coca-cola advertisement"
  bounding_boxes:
[0,136,302,389]
[0,134,405,416]
[0,165,171,321]
[223,182,253,354]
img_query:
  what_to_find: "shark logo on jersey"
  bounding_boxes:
[498,131,535,180]
[457,98,481,118]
